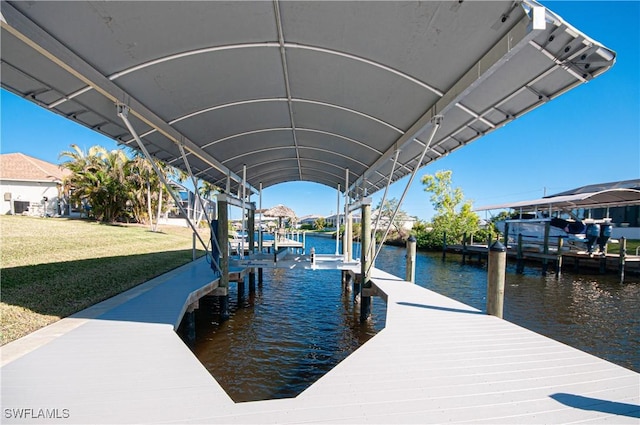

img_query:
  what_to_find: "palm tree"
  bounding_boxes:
[196,180,219,225]
[127,154,155,227]
[60,144,127,222]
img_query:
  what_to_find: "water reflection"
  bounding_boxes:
[191,235,638,403]
[376,244,639,373]
[192,236,385,402]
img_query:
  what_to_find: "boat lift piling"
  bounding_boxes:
[360,200,373,322]
[487,241,506,319]
[406,235,417,283]
[216,195,230,321]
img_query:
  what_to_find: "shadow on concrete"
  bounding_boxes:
[396,301,483,315]
[550,393,640,418]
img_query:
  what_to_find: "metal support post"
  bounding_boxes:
[240,164,247,259]
[335,183,341,255]
[360,200,372,322]
[343,169,349,262]
[487,241,506,318]
[346,212,353,262]
[248,206,255,255]
[258,182,263,252]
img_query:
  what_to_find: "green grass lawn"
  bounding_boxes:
[1,216,210,345]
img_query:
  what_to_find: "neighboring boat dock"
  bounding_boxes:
[446,237,640,278]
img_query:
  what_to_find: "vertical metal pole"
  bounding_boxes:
[335,183,341,255]
[487,241,506,318]
[346,212,353,262]
[240,165,247,259]
[217,196,230,322]
[248,205,255,255]
[360,200,372,321]
[406,235,417,283]
[258,182,263,252]
[343,168,349,262]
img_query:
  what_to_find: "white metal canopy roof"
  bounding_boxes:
[475,188,640,212]
[0,1,615,199]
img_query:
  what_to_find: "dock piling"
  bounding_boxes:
[542,221,551,276]
[360,200,372,321]
[406,235,416,283]
[217,196,230,322]
[487,241,506,319]
[516,233,524,274]
[619,237,627,282]
[249,268,256,292]
[556,236,563,276]
[442,231,447,262]
[462,232,467,265]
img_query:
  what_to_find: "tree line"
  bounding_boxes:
[60,144,484,248]
[59,144,217,229]
[310,170,485,250]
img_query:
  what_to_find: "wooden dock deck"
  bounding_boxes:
[1,258,638,423]
[448,243,640,275]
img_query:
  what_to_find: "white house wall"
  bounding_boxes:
[0,180,61,216]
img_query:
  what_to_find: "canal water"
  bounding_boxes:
[191,233,639,402]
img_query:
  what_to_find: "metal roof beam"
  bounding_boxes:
[349,6,544,197]
[0,1,257,195]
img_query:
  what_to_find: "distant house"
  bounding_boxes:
[298,214,325,228]
[323,210,416,232]
[0,153,71,216]
[325,213,361,229]
[160,180,215,227]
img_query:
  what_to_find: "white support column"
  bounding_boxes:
[343,168,350,263]
[240,164,247,259]
[335,183,341,255]
[258,182,263,252]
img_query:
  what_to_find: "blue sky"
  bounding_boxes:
[1,1,638,221]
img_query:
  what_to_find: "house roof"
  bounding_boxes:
[0,152,70,182]
[0,1,615,200]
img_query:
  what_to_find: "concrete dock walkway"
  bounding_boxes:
[2,258,638,423]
